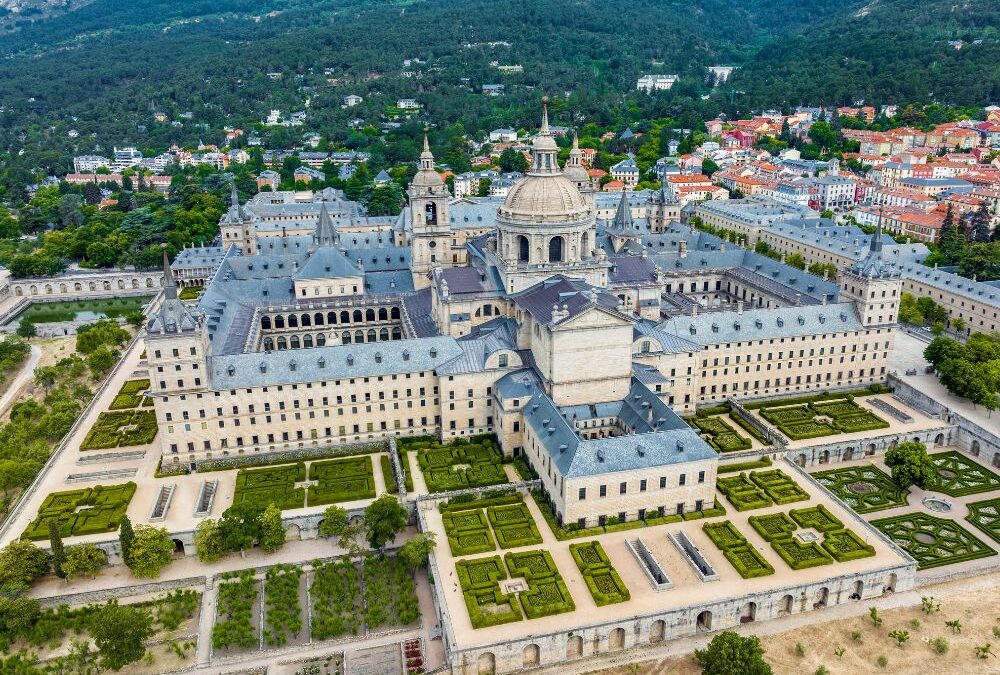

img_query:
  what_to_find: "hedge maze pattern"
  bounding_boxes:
[747,504,873,570]
[24,482,136,540]
[872,512,996,569]
[505,550,576,620]
[441,495,541,555]
[569,541,631,605]
[456,556,522,629]
[703,521,774,579]
[232,456,378,511]
[966,497,1000,545]
[416,436,507,493]
[811,465,910,514]
[487,502,542,549]
[443,509,497,556]
[925,451,1000,497]
[759,398,888,441]
[109,379,153,410]
[717,469,809,511]
[81,410,158,450]
[691,415,752,453]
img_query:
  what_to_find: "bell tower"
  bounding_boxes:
[409,131,451,287]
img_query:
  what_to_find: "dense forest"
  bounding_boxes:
[0,0,994,202]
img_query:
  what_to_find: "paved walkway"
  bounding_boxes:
[0,343,39,417]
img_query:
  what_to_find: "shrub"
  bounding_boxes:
[213,570,258,651]
[263,565,303,647]
[748,513,797,541]
[770,537,833,570]
[718,457,772,474]
[789,504,843,532]
[569,541,630,605]
[504,550,575,619]
[703,521,747,550]
[416,436,506,493]
[749,469,809,504]
[821,528,876,562]
[455,556,521,628]
[443,509,496,556]
[308,456,376,506]
[23,483,136,540]
[717,474,772,511]
[723,545,775,579]
[310,558,363,639]
[81,410,158,450]
[932,637,949,654]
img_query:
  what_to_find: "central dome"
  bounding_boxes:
[498,174,590,224]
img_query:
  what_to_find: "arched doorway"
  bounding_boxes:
[885,574,897,594]
[795,454,807,468]
[867,443,877,456]
[972,440,981,456]
[171,539,185,557]
[548,236,564,263]
[778,594,793,617]
[814,587,829,608]
[609,627,625,651]
[522,644,539,668]
[740,602,756,623]
[851,580,863,600]
[696,610,712,631]
[650,619,665,643]
[819,449,830,464]
[843,447,855,461]
[518,235,529,262]
[934,433,945,446]
[477,652,495,675]
[993,453,1000,469]
[285,524,301,541]
[567,635,583,658]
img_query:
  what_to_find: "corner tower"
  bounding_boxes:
[408,131,451,287]
[839,222,902,327]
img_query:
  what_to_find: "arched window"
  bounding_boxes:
[277,337,287,350]
[353,310,363,323]
[379,328,389,341]
[354,329,365,343]
[340,310,350,324]
[390,307,401,320]
[327,311,337,324]
[378,307,388,321]
[425,202,437,225]
[303,335,313,348]
[365,308,376,322]
[290,335,300,349]
[314,313,324,325]
[367,328,377,342]
[263,337,274,351]
[316,334,326,346]
[518,235,529,262]
[392,327,402,340]
[288,314,298,328]
[342,331,352,344]
[274,315,285,329]
[261,316,272,330]
[548,236,564,263]
[301,313,311,327]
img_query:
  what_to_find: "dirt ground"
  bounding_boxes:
[593,573,1000,675]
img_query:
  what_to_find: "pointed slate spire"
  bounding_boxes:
[161,243,177,301]
[612,190,633,231]
[313,201,337,248]
[148,243,197,334]
[870,216,883,254]
[540,96,550,136]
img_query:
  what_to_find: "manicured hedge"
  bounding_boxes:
[717,474,772,511]
[81,410,159,450]
[743,385,892,410]
[109,379,151,410]
[504,550,575,619]
[729,409,770,443]
[456,556,521,628]
[233,463,306,510]
[789,504,843,533]
[692,415,752,453]
[926,451,1000,497]
[770,536,834,570]
[749,469,809,505]
[23,482,137,540]
[719,457,772,474]
[380,455,397,493]
[703,521,747,550]
[872,512,996,570]
[756,396,889,441]
[416,435,507,493]
[821,528,876,562]
[723,545,775,579]
[440,492,522,513]
[569,541,630,606]
[748,513,797,542]
[308,456,376,506]
[487,502,542,549]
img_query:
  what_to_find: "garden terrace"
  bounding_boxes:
[966,497,1000,545]
[504,550,576,620]
[717,473,772,511]
[457,555,522,629]
[232,463,307,510]
[747,505,874,570]
[212,571,260,653]
[756,396,889,441]
[749,469,809,505]
[308,455,377,506]
[690,415,752,453]
[487,501,543,549]
[811,465,910,514]
[569,541,630,606]
[872,512,996,570]
[703,520,775,579]
[80,410,158,450]
[925,451,1000,497]
[109,378,153,410]
[440,493,541,555]
[23,482,136,540]
[412,435,507,493]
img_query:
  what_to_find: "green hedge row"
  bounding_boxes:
[456,556,523,629]
[743,385,892,410]
[770,536,834,570]
[749,469,810,505]
[504,550,575,619]
[487,501,542,549]
[417,436,507,493]
[443,509,496,556]
[821,528,876,562]
[717,474,772,511]
[692,415,752,453]
[81,410,158,450]
[718,457,772,474]
[308,456,376,506]
[569,541,630,606]
[729,409,769,443]
[748,513,797,542]
[233,463,307,510]
[723,545,775,578]
[24,483,136,540]
[789,504,843,532]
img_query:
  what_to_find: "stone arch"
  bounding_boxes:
[867,442,877,456]
[518,235,529,262]
[301,313,311,327]
[852,580,863,599]
[59,283,67,293]
[290,335,300,349]
[316,334,326,347]
[341,310,351,324]
[378,307,388,321]
[103,281,111,290]
[342,331,352,344]
[261,315,272,330]
[885,573,897,594]
[353,309,363,323]
[696,610,712,631]
[284,523,301,541]
[972,440,981,456]
[354,329,365,343]
[379,327,389,341]
[548,236,564,263]
[390,306,401,320]
[778,594,793,617]
[274,315,285,329]
[263,337,274,351]
[132,278,140,288]
[391,327,402,340]
[288,314,299,328]
[171,539,185,556]
[367,328,377,342]
[608,627,625,651]
[277,337,287,350]
[843,447,855,461]
[819,449,830,464]
[117,279,125,289]
[366,308,376,322]
[934,433,945,446]
[814,587,829,608]
[993,453,1000,469]
[14,286,22,296]
[522,644,539,668]
[327,311,337,325]
[89,281,96,291]
[477,652,495,675]
[567,635,583,658]
[303,335,313,348]
[889,439,898,449]
[740,601,756,623]
[649,619,665,643]
[45,284,53,294]
[146,278,154,288]
[795,454,807,468]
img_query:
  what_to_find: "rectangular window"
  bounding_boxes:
[578,487,586,500]
[619,482,627,495]
[599,485,607,498]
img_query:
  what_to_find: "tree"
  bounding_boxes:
[61,543,107,580]
[701,158,719,177]
[888,629,910,648]
[364,495,408,550]
[885,441,936,489]
[219,501,265,554]
[695,631,773,675]
[0,540,49,586]
[48,519,66,579]
[968,203,992,243]
[808,121,837,153]
[0,587,40,648]
[58,194,84,228]
[83,181,102,205]
[16,319,36,338]
[91,600,153,671]
[258,503,286,553]
[86,346,119,378]
[194,519,224,563]
[498,147,528,173]
[118,515,135,566]
[869,606,883,627]
[939,204,966,264]
[126,525,174,578]
[396,532,437,570]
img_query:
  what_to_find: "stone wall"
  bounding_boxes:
[784,427,955,469]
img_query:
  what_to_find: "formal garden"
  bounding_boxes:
[80,409,158,450]
[440,493,541,555]
[755,395,889,441]
[456,548,575,628]
[925,451,1000,497]
[689,415,752,453]
[871,512,996,569]
[409,434,507,493]
[702,520,774,579]
[231,455,379,510]
[569,540,630,605]
[746,504,876,570]
[23,482,136,540]
[107,378,154,411]
[811,465,910,513]
[966,497,1000,545]
[716,469,809,511]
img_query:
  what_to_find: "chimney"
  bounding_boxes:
[679,240,688,258]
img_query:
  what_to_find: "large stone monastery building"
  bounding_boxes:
[150,103,901,527]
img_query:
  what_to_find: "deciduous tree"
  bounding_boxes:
[91,600,153,671]
[695,631,773,675]
[364,495,408,550]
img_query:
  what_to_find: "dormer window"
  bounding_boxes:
[402,350,410,362]
[375,352,383,364]
[498,353,508,368]
[430,348,438,358]
[776,318,784,327]
[259,362,267,373]
[289,360,297,371]
[318,357,326,369]
[711,323,719,333]
[347,355,354,366]
[227,365,236,376]
[797,316,805,325]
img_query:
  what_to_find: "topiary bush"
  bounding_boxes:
[24,483,136,540]
[569,541,630,606]
[821,528,876,562]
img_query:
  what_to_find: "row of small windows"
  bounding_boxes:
[580,471,706,500]
[261,307,401,330]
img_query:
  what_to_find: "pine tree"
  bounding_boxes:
[49,519,66,579]
[969,203,992,243]
[119,515,135,566]
[939,204,966,264]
